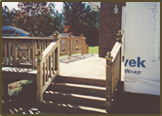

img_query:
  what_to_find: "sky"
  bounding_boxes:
[2,2,63,13]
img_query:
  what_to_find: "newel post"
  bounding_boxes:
[105,52,113,113]
[68,33,72,56]
[35,49,43,102]
[80,33,84,55]
[53,31,60,75]
[13,32,19,66]
[116,30,122,43]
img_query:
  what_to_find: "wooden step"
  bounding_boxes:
[38,101,107,114]
[54,76,106,87]
[48,83,106,98]
[44,91,106,109]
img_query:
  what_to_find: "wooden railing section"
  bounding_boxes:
[60,36,89,56]
[2,37,56,68]
[36,39,60,102]
[105,41,121,112]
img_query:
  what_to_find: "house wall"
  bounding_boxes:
[124,2,160,96]
[99,2,126,57]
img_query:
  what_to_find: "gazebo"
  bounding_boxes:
[2,25,30,36]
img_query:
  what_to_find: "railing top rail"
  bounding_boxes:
[2,36,57,40]
[2,36,84,40]
[111,42,121,63]
[42,41,58,59]
[60,37,84,40]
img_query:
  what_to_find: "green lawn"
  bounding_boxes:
[89,46,98,54]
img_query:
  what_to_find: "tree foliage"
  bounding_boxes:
[17,2,49,17]
[62,2,99,46]
[2,6,17,26]
[12,2,64,36]
[2,2,98,45]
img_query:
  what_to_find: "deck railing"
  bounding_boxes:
[60,35,89,56]
[36,39,60,102]
[105,35,122,112]
[2,36,56,68]
[2,32,89,103]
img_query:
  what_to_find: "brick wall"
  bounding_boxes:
[99,2,126,57]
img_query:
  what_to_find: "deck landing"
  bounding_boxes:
[60,54,106,80]
[2,54,106,80]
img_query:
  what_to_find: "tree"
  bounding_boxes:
[13,2,64,36]
[17,2,49,17]
[2,6,17,26]
[62,2,99,46]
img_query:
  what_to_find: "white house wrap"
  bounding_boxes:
[123,2,160,96]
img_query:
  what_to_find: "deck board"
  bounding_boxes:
[60,54,106,80]
[2,54,106,80]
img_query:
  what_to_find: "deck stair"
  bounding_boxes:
[38,76,107,114]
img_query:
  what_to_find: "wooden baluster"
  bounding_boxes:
[8,40,11,66]
[12,40,17,66]
[2,41,3,64]
[52,51,55,74]
[80,33,84,55]
[69,34,72,56]
[116,52,119,86]
[29,31,34,66]
[28,45,31,64]
[38,40,41,51]
[45,59,47,83]
[46,58,49,81]
[57,39,60,75]
[112,58,114,98]
[43,63,45,86]
[35,40,37,67]
[119,48,121,83]
[32,40,35,68]
[49,55,51,77]
[41,40,43,52]
[48,40,50,46]
[35,49,43,102]
[4,40,7,66]
[43,40,45,50]
[105,52,113,113]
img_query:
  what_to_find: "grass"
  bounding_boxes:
[8,80,33,96]
[89,46,98,54]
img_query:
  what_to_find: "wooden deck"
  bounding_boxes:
[2,54,106,81]
[60,54,106,80]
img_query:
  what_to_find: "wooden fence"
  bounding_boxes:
[60,37,89,56]
[105,41,121,112]
[2,37,56,68]
[36,40,60,102]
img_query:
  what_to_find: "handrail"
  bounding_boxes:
[36,39,60,102]
[105,41,122,112]
[110,42,121,62]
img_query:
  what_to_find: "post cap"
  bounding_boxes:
[80,33,84,37]
[14,31,19,36]
[39,32,44,37]
[53,31,60,39]
[107,52,111,57]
